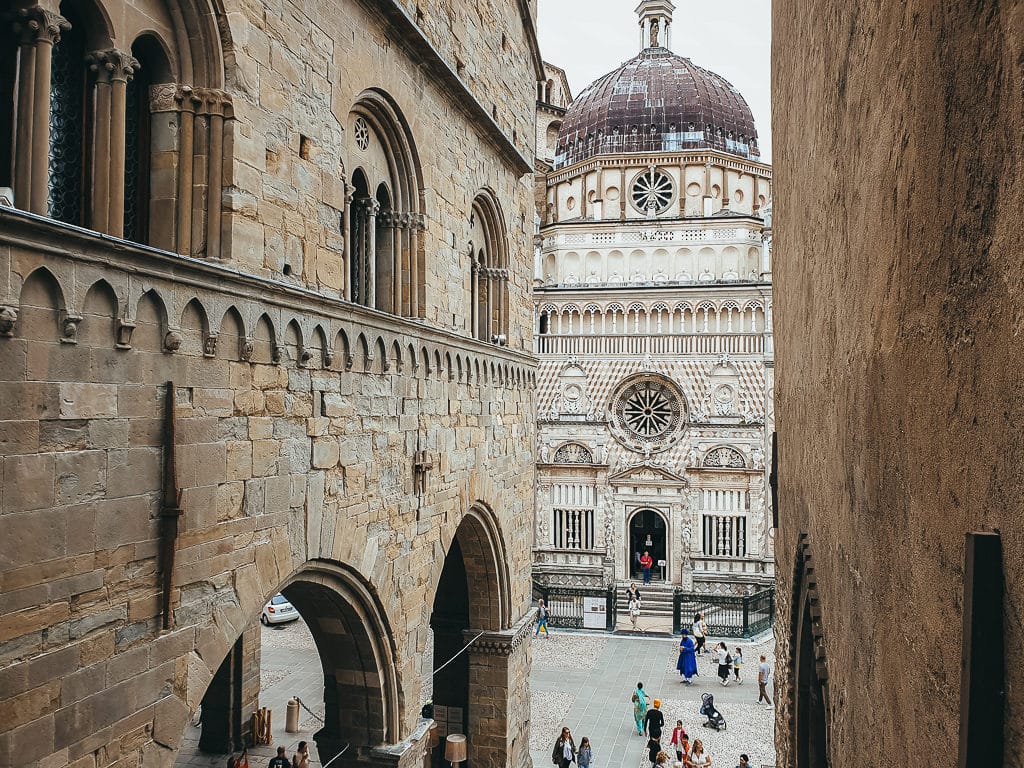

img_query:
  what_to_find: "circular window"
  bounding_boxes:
[566,196,576,210]
[609,375,686,453]
[631,169,674,214]
[353,117,370,151]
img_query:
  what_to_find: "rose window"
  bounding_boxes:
[610,375,686,452]
[354,117,371,151]
[631,169,674,214]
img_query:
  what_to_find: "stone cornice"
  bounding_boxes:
[0,207,537,369]
[546,150,772,185]
[359,0,533,176]
[463,611,534,657]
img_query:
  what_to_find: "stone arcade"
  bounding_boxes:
[532,1,774,602]
[0,1,543,767]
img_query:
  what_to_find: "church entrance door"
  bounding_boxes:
[629,508,669,581]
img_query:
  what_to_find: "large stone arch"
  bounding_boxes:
[178,560,404,767]
[429,504,526,768]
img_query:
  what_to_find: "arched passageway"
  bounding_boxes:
[430,506,526,768]
[184,561,402,767]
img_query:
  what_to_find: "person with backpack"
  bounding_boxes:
[631,681,651,735]
[536,598,550,637]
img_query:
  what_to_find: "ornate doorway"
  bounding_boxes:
[628,508,669,581]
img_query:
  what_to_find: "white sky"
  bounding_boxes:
[535,0,773,161]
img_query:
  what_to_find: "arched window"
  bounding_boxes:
[346,91,424,316]
[48,2,93,227]
[470,191,508,342]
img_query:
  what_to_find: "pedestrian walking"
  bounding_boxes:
[644,699,665,739]
[676,629,698,684]
[735,755,750,768]
[292,741,309,768]
[757,655,773,705]
[685,740,711,767]
[536,598,550,637]
[732,647,743,683]
[715,642,732,685]
[268,747,290,768]
[646,737,662,768]
[640,551,654,584]
[627,582,642,604]
[629,596,642,630]
[655,751,670,768]
[631,681,651,735]
[577,737,592,768]
[691,614,706,655]
[669,720,689,763]
[551,727,576,768]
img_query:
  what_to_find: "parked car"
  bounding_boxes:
[260,594,299,625]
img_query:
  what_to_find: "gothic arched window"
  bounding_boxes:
[470,191,508,342]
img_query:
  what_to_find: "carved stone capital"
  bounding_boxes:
[0,305,18,337]
[271,345,283,364]
[149,82,179,113]
[88,48,140,83]
[174,85,201,114]
[17,7,70,46]
[239,338,254,362]
[464,616,533,658]
[203,333,218,358]
[194,88,234,118]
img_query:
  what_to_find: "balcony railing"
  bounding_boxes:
[536,333,764,356]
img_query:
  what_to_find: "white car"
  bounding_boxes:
[260,594,299,625]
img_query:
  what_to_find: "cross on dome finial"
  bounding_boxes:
[635,0,675,51]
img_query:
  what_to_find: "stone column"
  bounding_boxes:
[174,86,199,255]
[87,54,113,231]
[366,199,379,308]
[106,49,139,238]
[463,615,533,768]
[12,22,37,209]
[470,253,479,337]
[202,90,232,259]
[411,213,425,318]
[17,6,69,215]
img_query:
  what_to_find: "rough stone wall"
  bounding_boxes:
[0,0,540,765]
[223,0,537,348]
[772,2,1024,765]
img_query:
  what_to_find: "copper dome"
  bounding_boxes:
[555,47,760,168]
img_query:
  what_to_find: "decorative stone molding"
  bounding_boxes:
[203,334,218,358]
[0,305,18,337]
[115,319,135,350]
[163,330,182,353]
[271,345,283,364]
[88,48,140,83]
[239,338,254,361]
[465,614,533,657]
[60,314,82,344]
[17,6,70,45]
[323,348,335,368]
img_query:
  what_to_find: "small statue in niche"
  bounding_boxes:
[650,18,660,47]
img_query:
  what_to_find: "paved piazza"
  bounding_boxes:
[175,622,775,768]
[530,632,776,768]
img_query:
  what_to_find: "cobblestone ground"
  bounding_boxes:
[531,631,776,768]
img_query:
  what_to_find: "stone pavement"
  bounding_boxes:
[175,619,325,768]
[530,631,776,768]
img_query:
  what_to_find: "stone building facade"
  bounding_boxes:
[532,1,774,598]
[773,1,1023,766]
[0,2,542,768]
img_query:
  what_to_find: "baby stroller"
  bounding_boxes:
[700,693,727,731]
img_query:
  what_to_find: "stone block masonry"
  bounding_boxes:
[0,0,545,765]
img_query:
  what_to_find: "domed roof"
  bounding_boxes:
[555,47,760,168]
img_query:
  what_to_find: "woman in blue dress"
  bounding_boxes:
[676,629,698,684]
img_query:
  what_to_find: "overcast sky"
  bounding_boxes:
[535,0,772,160]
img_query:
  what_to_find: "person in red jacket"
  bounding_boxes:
[640,551,654,584]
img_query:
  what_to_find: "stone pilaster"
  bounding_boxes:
[463,613,533,768]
